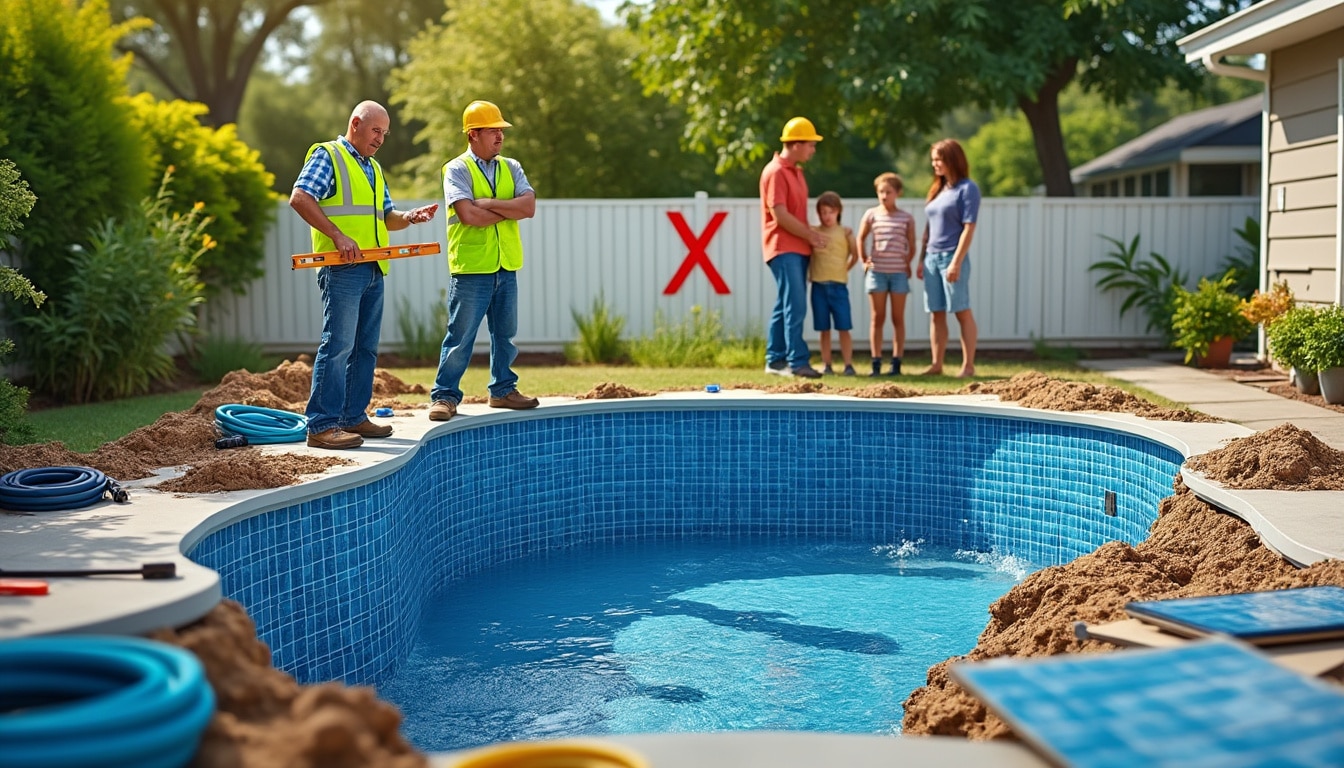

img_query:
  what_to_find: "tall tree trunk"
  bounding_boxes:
[1017,57,1078,197]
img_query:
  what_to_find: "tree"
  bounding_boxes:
[630,0,1249,196]
[111,0,332,127]
[390,0,711,198]
[0,0,152,294]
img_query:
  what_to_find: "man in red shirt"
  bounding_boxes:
[760,117,826,378]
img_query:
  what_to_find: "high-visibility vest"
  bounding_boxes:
[444,153,523,274]
[306,141,390,275]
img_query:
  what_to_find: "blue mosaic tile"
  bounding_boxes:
[188,407,1183,685]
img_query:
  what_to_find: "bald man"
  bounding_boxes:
[290,100,439,450]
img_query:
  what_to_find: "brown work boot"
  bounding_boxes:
[344,419,392,438]
[306,428,364,450]
[488,390,540,410]
[428,400,457,421]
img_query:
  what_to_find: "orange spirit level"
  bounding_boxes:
[291,242,441,269]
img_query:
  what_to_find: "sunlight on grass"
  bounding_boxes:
[25,389,206,453]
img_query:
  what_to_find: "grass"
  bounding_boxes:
[12,354,1182,452]
[25,388,207,452]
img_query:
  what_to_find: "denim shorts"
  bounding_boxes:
[865,270,909,295]
[923,251,972,313]
[810,281,853,332]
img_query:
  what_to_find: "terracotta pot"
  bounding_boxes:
[1319,367,1344,405]
[1196,336,1234,369]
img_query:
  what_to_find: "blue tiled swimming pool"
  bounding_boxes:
[188,403,1182,685]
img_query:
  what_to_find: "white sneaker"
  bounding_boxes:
[764,363,793,377]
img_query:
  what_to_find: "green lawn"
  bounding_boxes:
[19,355,1174,453]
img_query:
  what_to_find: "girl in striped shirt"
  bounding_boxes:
[857,173,916,376]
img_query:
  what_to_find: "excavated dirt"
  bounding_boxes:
[1186,423,1344,490]
[7,365,1343,760]
[577,382,656,399]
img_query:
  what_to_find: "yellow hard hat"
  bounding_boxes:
[462,100,513,133]
[780,117,823,142]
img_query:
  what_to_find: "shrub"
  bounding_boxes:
[395,290,448,364]
[1170,273,1255,363]
[629,306,725,367]
[1301,305,1344,372]
[1266,305,1320,373]
[565,293,627,364]
[1239,280,1293,328]
[0,158,43,444]
[0,0,152,294]
[127,94,277,298]
[191,336,276,384]
[18,170,208,403]
[1218,216,1260,299]
[1090,234,1188,344]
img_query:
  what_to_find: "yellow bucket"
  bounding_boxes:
[449,740,650,768]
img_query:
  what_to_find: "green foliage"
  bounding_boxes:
[191,336,276,384]
[629,0,1245,194]
[1217,216,1260,299]
[18,171,208,403]
[566,294,627,364]
[1030,336,1084,363]
[0,0,152,294]
[0,159,43,444]
[1170,273,1255,364]
[23,388,204,451]
[127,94,277,297]
[1266,305,1321,372]
[395,291,448,364]
[1090,234,1189,344]
[628,306,761,368]
[1301,305,1344,372]
[391,0,712,198]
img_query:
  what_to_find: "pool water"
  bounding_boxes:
[378,539,1031,751]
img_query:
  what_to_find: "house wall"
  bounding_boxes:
[1266,26,1343,303]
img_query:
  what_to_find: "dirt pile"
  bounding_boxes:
[578,382,656,399]
[156,451,354,494]
[901,482,1344,738]
[966,371,1219,422]
[1187,423,1344,490]
[152,600,427,768]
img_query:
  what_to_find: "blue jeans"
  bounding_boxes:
[766,252,810,369]
[431,270,520,404]
[306,262,384,434]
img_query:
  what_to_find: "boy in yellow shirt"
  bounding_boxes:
[809,191,859,375]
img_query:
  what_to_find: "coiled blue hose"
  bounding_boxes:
[213,404,307,445]
[0,635,216,768]
[0,466,126,511]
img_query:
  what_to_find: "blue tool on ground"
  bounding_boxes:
[375,407,394,417]
[0,635,216,768]
[0,466,129,511]
[213,404,307,445]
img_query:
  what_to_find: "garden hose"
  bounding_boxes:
[0,635,215,768]
[213,404,307,445]
[0,466,129,512]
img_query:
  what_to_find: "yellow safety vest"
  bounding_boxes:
[306,140,390,275]
[445,153,523,274]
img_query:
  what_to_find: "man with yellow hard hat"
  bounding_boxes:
[428,100,538,421]
[760,116,826,379]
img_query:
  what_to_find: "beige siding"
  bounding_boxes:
[1268,236,1336,270]
[1268,141,1338,184]
[1269,177,1339,211]
[1271,71,1339,120]
[1278,268,1340,303]
[1269,207,1339,238]
[1271,27,1344,87]
[1269,106,1336,148]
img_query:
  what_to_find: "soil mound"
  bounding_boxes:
[578,382,656,399]
[156,451,353,494]
[965,371,1219,422]
[1187,423,1344,490]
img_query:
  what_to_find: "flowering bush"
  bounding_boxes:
[1239,280,1294,328]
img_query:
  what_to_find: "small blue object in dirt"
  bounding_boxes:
[375,407,394,417]
[705,384,720,393]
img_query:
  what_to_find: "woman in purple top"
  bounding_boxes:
[917,138,980,378]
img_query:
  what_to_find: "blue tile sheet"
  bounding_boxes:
[188,407,1182,685]
[1125,586,1344,642]
[952,638,1344,767]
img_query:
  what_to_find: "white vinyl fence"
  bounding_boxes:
[203,195,1260,355]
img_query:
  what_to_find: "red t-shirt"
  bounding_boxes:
[759,152,811,262]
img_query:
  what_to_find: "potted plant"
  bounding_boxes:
[1302,305,1344,404]
[1266,305,1322,394]
[1170,273,1254,367]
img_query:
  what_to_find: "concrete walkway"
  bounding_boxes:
[1080,355,1344,450]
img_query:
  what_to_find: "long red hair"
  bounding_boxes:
[926,139,970,202]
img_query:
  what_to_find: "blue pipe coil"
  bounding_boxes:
[0,635,216,768]
[213,403,307,445]
[0,466,111,512]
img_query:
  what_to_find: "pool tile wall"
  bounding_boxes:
[189,407,1181,685]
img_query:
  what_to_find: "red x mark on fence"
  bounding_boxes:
[662,211,731,295]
